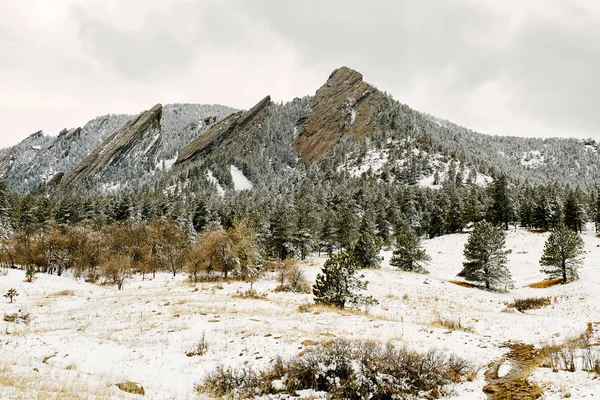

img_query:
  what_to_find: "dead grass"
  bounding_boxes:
[0,361,130,399]
[509,297,553,312]
[449,279,478,289]
[432,315,475,333]
[528,278,562,289]
[49,290,75,297]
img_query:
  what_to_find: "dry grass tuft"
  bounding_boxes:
[432,316,475,333]
[509,297,553,312]
[528,278,562,289]
[50,290,75,297]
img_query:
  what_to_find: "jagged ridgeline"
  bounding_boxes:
[0,104,236,193]
[2,66,600,195]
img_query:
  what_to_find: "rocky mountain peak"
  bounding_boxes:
[62,104,163,185]
[293,66,387,163]
[175,96,271,165]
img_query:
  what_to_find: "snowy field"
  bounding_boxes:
[2,227,600,398]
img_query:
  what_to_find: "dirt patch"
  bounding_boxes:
[483,342,543,399]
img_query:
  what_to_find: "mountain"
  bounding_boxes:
[63,104,163,186]
[176,95,272,166]
[293,66,387,163]
[2,66,600,195]
[1,104,236,193]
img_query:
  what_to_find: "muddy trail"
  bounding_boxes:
[483,342,543,400]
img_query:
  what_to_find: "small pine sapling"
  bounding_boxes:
[390,222,431,273]
[313,251,377,309]
[4,288,18,303]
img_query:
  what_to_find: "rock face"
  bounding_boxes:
[62,104,163,185]
[293,66,387,163]
[175,96,271,165]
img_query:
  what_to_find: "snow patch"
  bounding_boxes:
[521,150,545,168]
[206,169,225,196]
[230,165,253,191]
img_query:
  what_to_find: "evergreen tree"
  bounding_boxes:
[595,189,600,233]
[539,225,584,284]
[427,202,446,239]
[462,186,482,227]
[319,210,338,256]
[192,197,211,233]
[445,190,463,233]
[548,196,563,229]
[269,199,296,259]
[390,222,430,273]
[518,186,534,228]
[533,193,550,230]
[336,199,359,251]
[458,221,513,290]
[351,211,382,269]
[313,251,377,309]
[563,189,585,233]
[489,174,511,229]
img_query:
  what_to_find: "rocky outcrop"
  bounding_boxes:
[293,66,387,163]
[62,104,163,185]
[175,96,271,165]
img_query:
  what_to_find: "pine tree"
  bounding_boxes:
[563,189,585,233]
[594,189,600,233]
[533,193,550,230]
[390,222,430,273]
[489,174,511,229]
[428,202,446,239]
[518,186,534,228]
[458,221,513,290]
[336,199,359,251]
[313,251,377,309]
[351,212,382,269]
[539,225,584,284]
[445,190,463,233]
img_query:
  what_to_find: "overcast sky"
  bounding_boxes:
[1,0,598,148]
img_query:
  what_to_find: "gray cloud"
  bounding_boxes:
[1,0,599,148]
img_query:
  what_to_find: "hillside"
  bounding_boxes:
[2,228,599,398]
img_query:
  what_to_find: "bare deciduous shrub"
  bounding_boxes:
[432,315,474,333]
[100,253,132,290]
[198,339,475,399]
[186,332,208,357]
[509,297,552,312]
[3,310,30,324]
[538,324,600,374]
[233,288,267,299]
[274,259,310,293]
[297,303,312,313]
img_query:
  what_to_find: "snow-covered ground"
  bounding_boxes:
[2,228,600,398]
